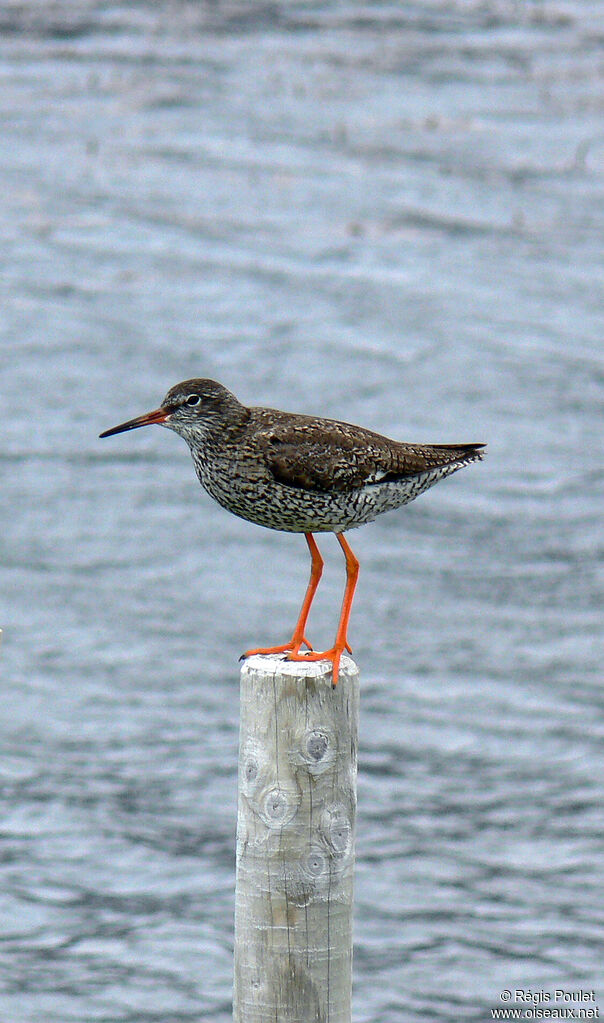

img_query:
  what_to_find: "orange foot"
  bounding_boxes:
[241,635,313,659]
[241,640,352,684]
[286,644,351,688]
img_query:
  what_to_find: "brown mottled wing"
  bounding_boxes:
[256,412,484,494]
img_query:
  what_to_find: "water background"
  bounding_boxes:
[1,2,603,1020]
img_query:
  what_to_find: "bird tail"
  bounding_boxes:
[432,442,486,466]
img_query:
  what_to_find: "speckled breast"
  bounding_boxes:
[191,448,458,533]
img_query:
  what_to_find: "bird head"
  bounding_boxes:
[99,378,246,441]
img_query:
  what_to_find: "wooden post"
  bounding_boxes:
[234,653,359,1023]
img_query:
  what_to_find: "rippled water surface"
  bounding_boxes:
[1,2,603,1021]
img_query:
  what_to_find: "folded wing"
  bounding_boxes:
[257,414,484,494]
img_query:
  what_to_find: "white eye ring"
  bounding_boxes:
[185,394,201,407]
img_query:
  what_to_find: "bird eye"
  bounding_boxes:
[185,394,201,407]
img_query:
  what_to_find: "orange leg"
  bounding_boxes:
[287,533,359,687]
[243,533,323,658]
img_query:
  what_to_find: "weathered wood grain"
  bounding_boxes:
[234,653,359,1023]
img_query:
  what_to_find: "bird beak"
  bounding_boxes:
[99,406,172,439]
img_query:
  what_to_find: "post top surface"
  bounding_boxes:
[241,652,358,680]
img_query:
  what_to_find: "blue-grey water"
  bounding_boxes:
[1,3,603,1021]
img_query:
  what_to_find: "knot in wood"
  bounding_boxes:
[244,755,259,785]
[291,724,336,776]
[320,804,352,861]
[261,785,298,829]
[304,847,328,881]
[306,728,329,762]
